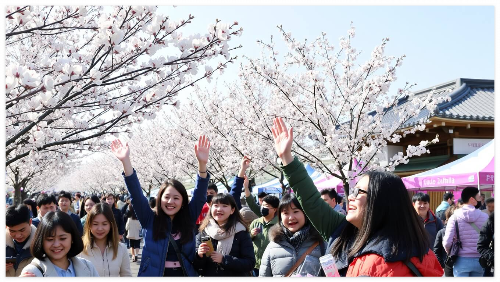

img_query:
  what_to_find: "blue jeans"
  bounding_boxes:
[453,257,484,277]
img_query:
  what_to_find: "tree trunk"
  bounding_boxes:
[343,180,350,206]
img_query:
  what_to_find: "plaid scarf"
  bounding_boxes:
[281,222,311,251]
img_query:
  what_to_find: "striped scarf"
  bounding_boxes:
[281,222,311,251]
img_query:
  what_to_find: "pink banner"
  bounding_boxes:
[403,173,480,189]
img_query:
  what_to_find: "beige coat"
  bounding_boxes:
[21,256,99,277]
[6,225,36,277]
[125,218,142,240]
[77,242,131,277]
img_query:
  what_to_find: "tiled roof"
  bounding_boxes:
[381,78,494,128]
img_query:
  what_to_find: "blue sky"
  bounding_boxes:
[156,5,494,93]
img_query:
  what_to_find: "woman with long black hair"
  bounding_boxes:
[111,136,210,276]
[270,117,443,277]
[195,193,255,276]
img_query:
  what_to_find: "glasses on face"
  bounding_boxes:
[350,188,368,198]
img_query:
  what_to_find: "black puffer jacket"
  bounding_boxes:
[194,229,255,276]
[433,225,447,268]
[477,212,494,267]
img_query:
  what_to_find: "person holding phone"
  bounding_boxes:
[195,194,255,276]
[111,136,210,277]
[78,203,132,276]
[19,211,99,277]
[6,205,36,277]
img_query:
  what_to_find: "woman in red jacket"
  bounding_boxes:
[271,117,443,277]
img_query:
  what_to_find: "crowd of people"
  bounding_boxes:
[5,118,494,277]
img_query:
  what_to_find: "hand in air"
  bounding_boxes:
[110,139,130,161]
[195,135,210,165]
[271,117,294,165]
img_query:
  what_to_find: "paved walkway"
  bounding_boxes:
[125,239,143,276]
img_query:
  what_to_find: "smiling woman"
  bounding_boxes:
[111,135,211,277]
[195,193,255,276]
[270,117,443,277]
[19,211,99,277]
[78,203,131,277]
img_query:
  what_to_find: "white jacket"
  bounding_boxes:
[125,218,142,240]
[77,242,132,277]
[21,257,99,277]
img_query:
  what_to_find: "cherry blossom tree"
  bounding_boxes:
[54,152,123,196]
[235,24,450,192]
[5,5,243,169]
[165,84,286,190]
[6,150,80,205]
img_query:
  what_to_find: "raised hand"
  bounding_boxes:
[271,117,294,165]
[110,139,133,176]
[195,135,210,178]
[195,135,210,165]
[243,175,251,197]
[110,139,130,161]
[238,156,251,177]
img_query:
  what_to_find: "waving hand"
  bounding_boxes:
[271,117,294,165]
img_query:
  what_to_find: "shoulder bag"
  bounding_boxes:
[285,241,320,277]
[444,220,462,267]
[168,233,193,277]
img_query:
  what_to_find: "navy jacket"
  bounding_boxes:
[70,212,84,236]
[123,169,208,277]
[194,229,255,276]
[111,206,125,236]
[229,176,244,210]
[31,217,40,227]
[422,210,444,249]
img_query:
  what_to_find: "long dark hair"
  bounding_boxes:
[127,203,137,220]
[332,171,429,262]
[199,193,249,233]
[153,179,194,244]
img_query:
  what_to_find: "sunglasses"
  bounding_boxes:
[350,188,368,198]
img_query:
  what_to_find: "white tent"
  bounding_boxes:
[402,139,494,191]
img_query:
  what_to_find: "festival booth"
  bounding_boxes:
[402,139,494,194]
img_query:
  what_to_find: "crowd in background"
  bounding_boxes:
[5,118,494,277]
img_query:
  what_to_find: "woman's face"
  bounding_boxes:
[85,199,96,213]
[281,202,306,233]
[43,226,72,262]
[346,175,369,229]
[160,186,183,219]
[211,202,235,225]
[90,214,111,241]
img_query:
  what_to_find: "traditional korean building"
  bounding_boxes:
[377,78,494,210]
